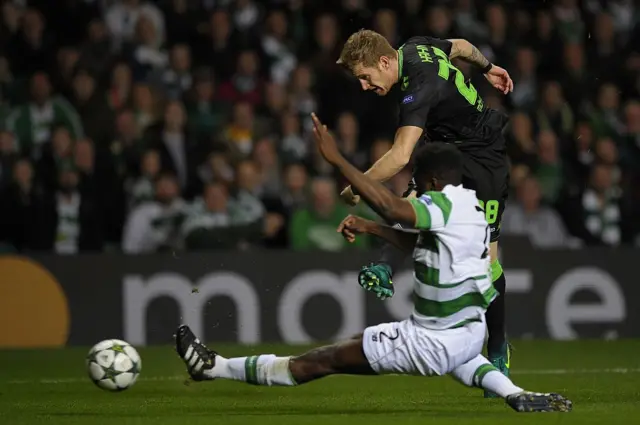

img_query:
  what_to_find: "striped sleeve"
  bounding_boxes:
[409,192,452,230]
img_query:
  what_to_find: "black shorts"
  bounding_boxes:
[460,140,509,242]
[404,137,509,242]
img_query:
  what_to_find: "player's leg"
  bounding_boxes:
[486,240,510,381]
[358,181,417,299]
[174,325,375,386]
[460,149,511,397]
[450,354,572,412]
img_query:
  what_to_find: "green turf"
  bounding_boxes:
[1,340,639,425]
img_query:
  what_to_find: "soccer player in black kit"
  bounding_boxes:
[336,30,514,398]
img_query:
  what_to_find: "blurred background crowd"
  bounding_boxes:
[0,0,639,254]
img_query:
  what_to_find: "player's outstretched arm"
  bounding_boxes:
[341,126,423,205]
[312,113,417,226]
[448,39,514,94]
[338,214,417,253]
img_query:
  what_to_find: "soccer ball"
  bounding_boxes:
[86,339,141,391]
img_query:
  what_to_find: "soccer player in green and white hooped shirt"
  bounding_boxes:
[174,114,572,414]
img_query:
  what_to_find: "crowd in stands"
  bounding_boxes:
[0,0,639,254]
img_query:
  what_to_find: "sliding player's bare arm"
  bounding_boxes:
[448,39,514,94]
[338,214,418,252]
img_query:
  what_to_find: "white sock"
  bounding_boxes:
[451,354,522,398]
[479,370,523,398]
[204,355,297,386]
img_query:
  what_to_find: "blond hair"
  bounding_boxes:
[337,29,396,71]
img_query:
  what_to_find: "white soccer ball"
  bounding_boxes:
[86,339,141,391]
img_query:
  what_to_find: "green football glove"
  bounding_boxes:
[358,263,394,300]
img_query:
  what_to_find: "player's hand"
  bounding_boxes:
[311,112,342,165]
[484,64,513,95]
[337,214,371,243]
[340,186,361,206]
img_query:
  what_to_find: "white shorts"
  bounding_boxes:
[362,317,486,376]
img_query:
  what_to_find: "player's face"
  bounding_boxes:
[352,63,391,96]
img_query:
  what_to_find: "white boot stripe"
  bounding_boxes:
[189,352,199,368]
[185,346,194,361]
[193,359,204,373]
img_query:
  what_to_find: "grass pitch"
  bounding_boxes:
[0,340,639,425]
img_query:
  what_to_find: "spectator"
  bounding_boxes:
[589,12,620,80]
[53,47,80,99]
[251,137,281,198]
[218,50,263,106]
[196,151,234,190]
[373,9,399,47]
[554,0,585,43]
[35,126,75,191]
[311,13,341,74]
[185,68,228,140]
[289,177,368,252]
[197,10,235,80]
[154,43,192,100]
[511,47,538,111]
[224,101,257,156]
[162,0,199,45]
[134,85,162,138]
[110,109,144,179]
[108,62,134,112]
[0,130,18,185]
[561,42,590,110]
[105,0,165,50]
[182,181,264,250]
[6,72,83,157]
[588,83,625,140]
[122,172,187,253]
[0,159,44,251]
[561,163,625,246]
[40,165,105,253]
[566,121,596,185]
[280,111,306,163]
[79,20,113,80]
[425,6,454,40]
[534,130,563,205]
[453,0,488,42]
[280,162,309,212]
[128,15,168,80]
[0,56,15,112]
[145,100,199,195]
[262,82,289,133]
[126,149,160,210]
[336,111,362,164]
[261,9,297,85]
[232,0,261,35]
[502,176,576,248]
[534,9,563,79]
[506,112,537,169]
[620,100,640,170]
[482,3,512,64]
[70,69,115,146]
[289,64,317,129]
[536,81,574,140]
[6,8,53,75]
[230,159,266,226]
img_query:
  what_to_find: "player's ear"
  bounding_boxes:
[379,55,390,70]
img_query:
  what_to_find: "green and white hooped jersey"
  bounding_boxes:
[408,184,497,330]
